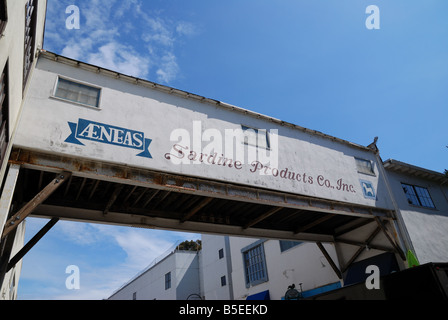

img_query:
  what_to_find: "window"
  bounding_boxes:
[218,248,224,259]
[401,183,435,209]
[355,157,375,175]
[132,292,137,300]
[0,0,7,35]
[242,240,268,287]
[279,240,302,253]
[220,276,226,287]
[54,77,101,108]
[165,272,171,290]
[0,62,9,166]
[23,0,38,91]
[241,125,270,149]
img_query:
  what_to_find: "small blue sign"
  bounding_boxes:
[65,118,152,158]
[360,180,376,200]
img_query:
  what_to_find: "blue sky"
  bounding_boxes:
[18,0,448,299]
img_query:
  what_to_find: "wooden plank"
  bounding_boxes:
[244,207,283,229]
[181,197,213,223]
[0,164,21,237]
[103,185,123,215]
[294,214,334,234]
[1,171,71,239]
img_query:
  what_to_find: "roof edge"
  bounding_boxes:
[38,49,372,153]
[383,159,447,183]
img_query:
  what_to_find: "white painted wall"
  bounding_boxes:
[0,0,47,300]
[108,251,199,300]
[200,234,232,300]
[16,54,394,211]
[0,221,26,300]
[0,0,47,174]
[227,237,341,300]
[386,170,448,264]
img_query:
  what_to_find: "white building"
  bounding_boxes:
[0,0,446,300]
[108,159,448,301]
[201,235,342,300]
[108,248,201,301]
[383,159,448,264]
[0,0,47,300]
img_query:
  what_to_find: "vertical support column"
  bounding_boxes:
[0,164,20,292]
[0,164,20,239]
[375,152,411,268]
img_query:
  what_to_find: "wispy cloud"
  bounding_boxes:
[19,218,200,300]
[44,0,198,83]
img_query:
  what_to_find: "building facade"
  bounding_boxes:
[384,159,448,264]
[0,0,445,300]
[201,235,342,300]
[0,0,47,300]
[108,249,201,300]
[0,49,415,299]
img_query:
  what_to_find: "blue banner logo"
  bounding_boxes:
[65,119,152,159]
[360,180,376,200]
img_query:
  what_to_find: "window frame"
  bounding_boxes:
[52,76,102,109]
[279,240,303,253]
[23,0,38,92]
[355,157,376,176]
[241,125,271,150]
[164,272,171,290]
[0,61,9,167]
[0,0,8,36]
[220,275,226,287]
[401,183,436,209]
[241,239,268,288]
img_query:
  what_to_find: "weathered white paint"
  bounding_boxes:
[15,54,395,210]
[0,221,26,300]
[200,235,233,300]
[0,163,20,237]
[108,251,200,300]
[0,0,47,180]
[386,169,448,264]
[227,236,341,300]
[0,0,47,300]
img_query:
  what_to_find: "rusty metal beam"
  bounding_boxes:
[316,242,342,279]
[243,207,283,229]
[1,171,71,240]
[10,148,394,220]
[7,218,59,273]
[31,204,336,243]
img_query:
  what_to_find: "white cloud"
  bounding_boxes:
[87,42,151,78]
[156,52,180,83]
[44,0,197,84]
[176,22,198,37]
[19,218,200,300]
